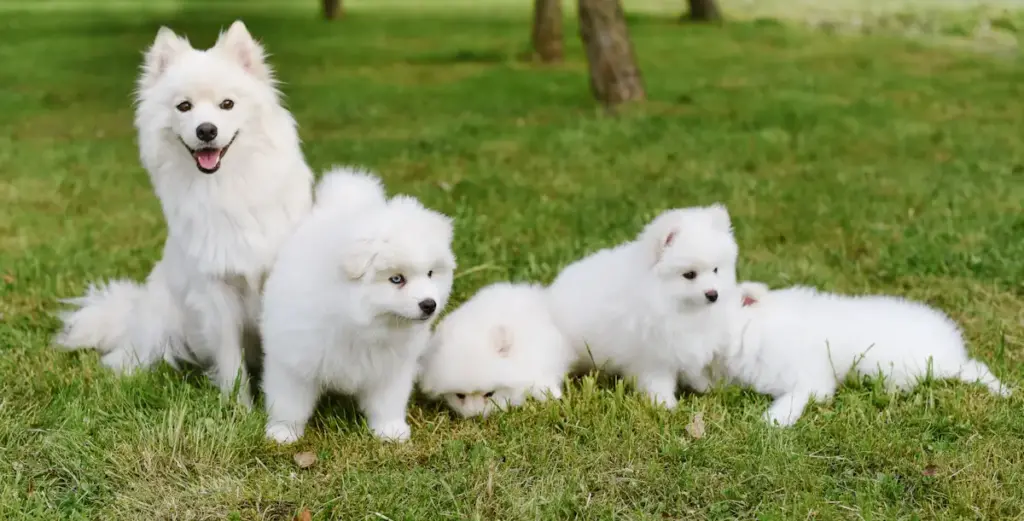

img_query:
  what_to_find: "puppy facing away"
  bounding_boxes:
[418,282,574,417]
[260,168,456,444]
[547,204,740,409]
[54,22,313,406]
[720,282,1012,427]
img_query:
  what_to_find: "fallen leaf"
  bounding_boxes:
[922,465,939,477]
[2,273,13,284]
[293,451,317,469]
[685,412,706,439]
[294,507,312,521]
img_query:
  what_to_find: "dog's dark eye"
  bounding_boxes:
[713,267,718,274]
[176,101,192,112]
[220,99,234,110]
[455,393,466,400]
[427,270,433,278]
[389,274,405,285]
[483,391,494,399]
[683,271,697,280]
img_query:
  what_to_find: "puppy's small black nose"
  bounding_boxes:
[418,298,437,315]
[196,122,218,143]
[704,290,719,303]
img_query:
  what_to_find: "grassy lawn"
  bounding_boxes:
[2,2,1024,519]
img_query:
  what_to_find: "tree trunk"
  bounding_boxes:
[323,0,341,20]
[532,0,564,62]
[578,0,645,106]
[684,0,721,22]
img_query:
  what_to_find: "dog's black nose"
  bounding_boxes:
[196,122,218,143]
[704,290,719,303]
[418,298,437,316]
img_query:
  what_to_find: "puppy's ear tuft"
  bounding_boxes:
[738,281,770,306]
[139,26,191,91]
[641,211,680,264]
[340,241,376,280]
[705,203,733,234]
[492,325,513,357]
[214,20,274,83]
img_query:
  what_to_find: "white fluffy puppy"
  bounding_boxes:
[54,22,313,406]
[721,282,1012,427]
[260,168,456,444]
[418,283,574,417]
[548,204,740,408]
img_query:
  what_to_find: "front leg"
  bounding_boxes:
[358,363,417,442]
[262,361,319,444]
[191,280,252,408]
[763,390,814,427]
[635,371,679,409]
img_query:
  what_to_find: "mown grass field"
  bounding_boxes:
[2,1,1023,519]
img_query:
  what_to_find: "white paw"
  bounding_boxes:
[266,423,301,444]
[100,349,141,375]
[371,420,411,443]
[647,391,679,409]
[763,407,800,427]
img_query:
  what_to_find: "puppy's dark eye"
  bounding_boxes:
[713,267,718,274]
[483,391,494,399]
[176,101,192,112]
[455,393,466,400]
[219,99,234,110]
[389,274,405,285]
[683,271,697,280]
[427,270,433,278]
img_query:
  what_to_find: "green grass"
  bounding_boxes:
[2,2,1024,519]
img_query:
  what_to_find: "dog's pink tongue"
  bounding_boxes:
[196,149,220,170]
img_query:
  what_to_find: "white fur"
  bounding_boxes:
[547,204,739,408]
[260,168,456,444]
[722,282,1012,427]
[418,282,574,417]
[54,21,313,407]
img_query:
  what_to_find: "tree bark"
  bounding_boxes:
[578,0,645,106]
[684,0,721,22]
[532,0,564,62]
[323,0,341,20]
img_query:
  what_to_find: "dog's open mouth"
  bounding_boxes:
[180,132,238,174]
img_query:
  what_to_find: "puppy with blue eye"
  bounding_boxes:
[548,204,740,408]
[418,282,574,417]
[260,167,456,444]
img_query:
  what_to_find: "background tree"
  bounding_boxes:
[578,0,645,106]
[323,0,342,20]
[532,0,564,62]
[684,0,722,22]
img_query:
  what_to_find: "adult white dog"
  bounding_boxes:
[418,282,573,417]
[548,204,740,408]
[718,282,1012,427]
[261,168,456,444]
[54,21,313,407]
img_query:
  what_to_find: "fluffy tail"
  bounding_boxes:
[314,165,387,213]
[54,263,181,374]
[959,359,1012,397]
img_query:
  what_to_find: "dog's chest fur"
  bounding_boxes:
[156,161,311,279]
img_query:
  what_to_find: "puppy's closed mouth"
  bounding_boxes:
[180,132,239,174]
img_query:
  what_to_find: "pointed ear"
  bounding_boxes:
[491,325,513,358]
[139,27,191,90]
[641,212,679,264]
[706,203,733,234]
[214,20,274,83]
[739,281,770,306]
